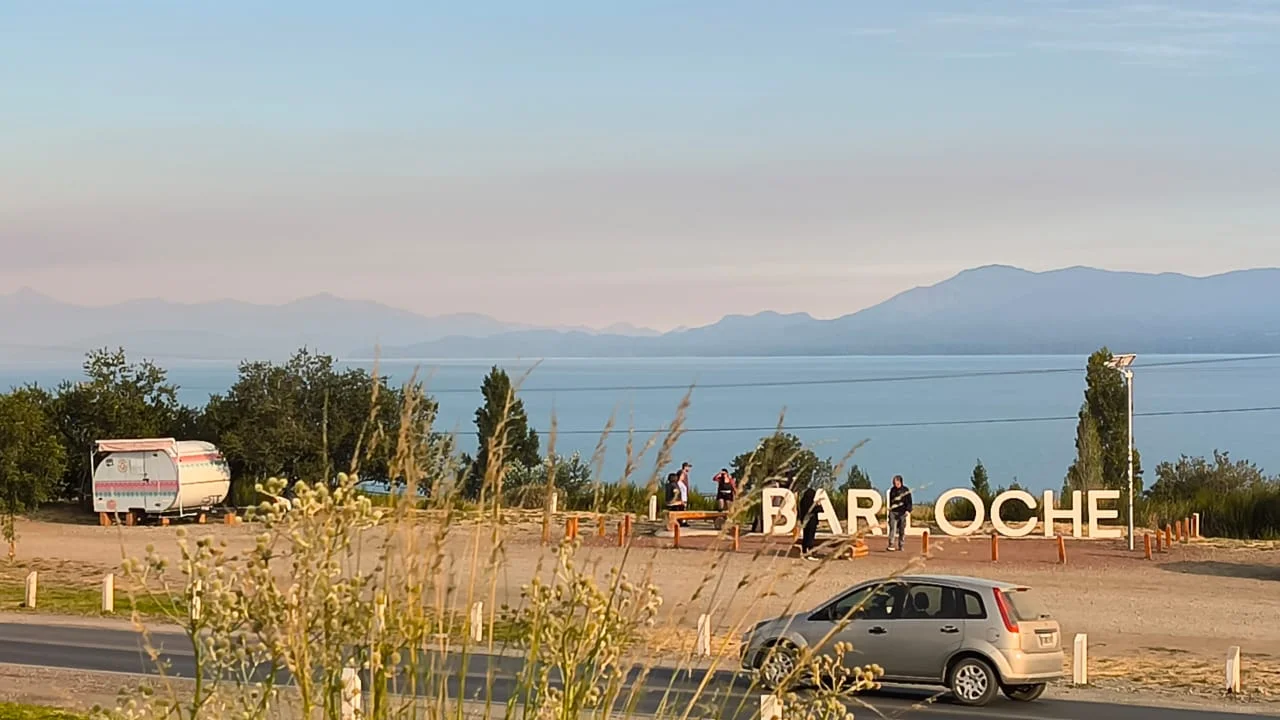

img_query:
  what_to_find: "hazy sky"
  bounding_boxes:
[4,1,1280,330]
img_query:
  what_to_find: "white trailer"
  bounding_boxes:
[92,438,231,518]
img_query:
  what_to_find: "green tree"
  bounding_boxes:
[1146,451,1272,503]
[49,348,185,500]
[207,349,421,499]
[467,366,540,500]
[838,464,873,492]
[1063,407,1104,500]
[730,432,826,493]
[1068,348,1143,496]
[994,479,1036,523]
[945,459,994,523]
[503,452,593,509]
[0,388,68,554]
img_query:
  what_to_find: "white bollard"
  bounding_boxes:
[24,571,37,609]
[341,665,363,719]
[1226,646,1242,694]
[470,601,484,643]
[696,613,712,657]
[549,492,558,515]
[1072,633,1088,686]
[648,495,658,522]
[760,694,783,720]
[190,580,202,622]
[1192,512,1201,538]
[102,574,115,613]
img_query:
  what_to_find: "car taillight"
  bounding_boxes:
[993,590,1019,634]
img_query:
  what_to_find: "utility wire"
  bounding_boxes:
[534,404,1280,436]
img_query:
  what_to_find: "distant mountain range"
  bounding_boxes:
[4,265,1280,364]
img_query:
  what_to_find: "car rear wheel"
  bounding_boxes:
[757,643,801,690]
[948,657,999,706]
[1002,683,1046,702]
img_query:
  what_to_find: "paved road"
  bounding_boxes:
[0,622,1256,719]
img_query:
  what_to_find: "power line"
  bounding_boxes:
[534,404,1280,436]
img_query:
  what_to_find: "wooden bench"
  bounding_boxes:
[668,510,730,528]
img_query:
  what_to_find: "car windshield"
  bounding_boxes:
[1001,588,1051,621]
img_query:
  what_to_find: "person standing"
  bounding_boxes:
[714,468,736,510]
[887,475,913,552]
[797,484,821,561]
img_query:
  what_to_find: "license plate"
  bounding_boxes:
[1037,633,1056,648]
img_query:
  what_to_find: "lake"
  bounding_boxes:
[4,354,1278,496]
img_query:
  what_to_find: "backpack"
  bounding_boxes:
[665,473,681,503]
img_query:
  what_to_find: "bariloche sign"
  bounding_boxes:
[762,488,1124,539]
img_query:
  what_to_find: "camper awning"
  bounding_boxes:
[95,438,178,454]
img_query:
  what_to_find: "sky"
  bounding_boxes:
[3,1,1280,331]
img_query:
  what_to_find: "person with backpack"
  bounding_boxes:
[665,471,689,526]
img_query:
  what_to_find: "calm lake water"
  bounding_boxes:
[4,355,1278,497]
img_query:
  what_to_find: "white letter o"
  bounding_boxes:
[990,490,1039,538]
[936,488,985,536]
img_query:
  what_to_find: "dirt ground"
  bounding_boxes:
[4,511,1280,704]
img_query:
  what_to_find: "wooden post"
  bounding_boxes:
[1143,533,1152,560]
[1155,531,1163,553]
[223,512,235,526]
[1057,535,1067,565]
[1184,518,1192,543]
[99,512,110,527]
[126,512,136,527]
[990,534,999,563]
[1226,646,1242,694]
[617,521,626,547]
[1072,634,1088,685]
[732,524,740,552]
[623,514,632,540]
[597,515,606,538]
[102,574,114,613]
[1175,520,1184,544]
[197,513,206,525]
[24,571,37,609]
[921,530,929,555]
[1165,525,1173,548]
[566,516,578,541]
[672,520,681,549]
[160,517,170,527]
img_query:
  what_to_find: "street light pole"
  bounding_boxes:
[1107,354,1138,551]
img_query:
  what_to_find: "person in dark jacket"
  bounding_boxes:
[886,475,913,552]
[797,483,821,560]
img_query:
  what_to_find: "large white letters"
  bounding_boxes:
[762,488,796,535]
[990,490,1038,537]
[846,489,883,536]
[934,488,985,536]
[1087,489,1122,539]
[814,489,843,535]
[1043,490,1083,538]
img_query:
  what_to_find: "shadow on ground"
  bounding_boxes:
[1158,560,1280,582]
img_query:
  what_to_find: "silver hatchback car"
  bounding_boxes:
[740,574,1064,706]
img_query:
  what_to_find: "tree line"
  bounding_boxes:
[2,345,1278,538]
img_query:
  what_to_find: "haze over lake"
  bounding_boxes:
[5,354,1278,497]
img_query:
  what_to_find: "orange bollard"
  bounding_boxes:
[1144,533,1152,560]
[672,520,681,549]
[617,521,625,547]
[223,512,235,526]
[99,513,110,527]
[623,514,632,540]
[160,517,170,527]
[197,513,206,525]
[1175,520,1183,544]
[1155,531,1163,553]
[126,512,136,527]
[990,534,999,563]
[567,516,579,541]
[1165,525,1173,548]
[1184,518,1192,542]
[1057,535,1067,564]
[732,524,741,552]
[921,530,930,555]
[598,515,606,538]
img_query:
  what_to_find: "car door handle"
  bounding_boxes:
[940,625,960,634]
[868,626,887,635]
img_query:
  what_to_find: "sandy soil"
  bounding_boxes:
[5,511,1280,703]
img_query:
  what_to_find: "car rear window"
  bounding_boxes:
[1001,588,1051,621]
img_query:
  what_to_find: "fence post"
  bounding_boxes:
[672,520,681,549]
[470,601,484,643]
[733,524,740,552]
[1192,512,1201,538]
[1226,646,1242,694]
[597,514,606,538]
[1072,634,1088,685]
[24,571,37,609]
[1057,535,1067,564]
[549,492,558,515]
[1143,533,1152,560]
[648,495,658,521]
[341,665,363,720]
[617,520,626,547]
[696,613,712,657]
[1155,531,1163,553]
[624,514,632,540]
[760,694,783,720]
[1165,524,1173,549]
[921,530,929,555]
[102,574,115,613]
[990,534,999,563]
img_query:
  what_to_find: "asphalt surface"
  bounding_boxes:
[0,621,1261,719]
